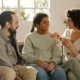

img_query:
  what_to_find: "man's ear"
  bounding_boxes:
[5,22,10,28]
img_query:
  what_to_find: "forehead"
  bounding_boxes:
[41,17,49,21]
[11,14,18,22]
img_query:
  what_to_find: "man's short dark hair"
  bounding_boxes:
[0,11,15,28]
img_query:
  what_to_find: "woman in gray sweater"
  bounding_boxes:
[22,13,67,80]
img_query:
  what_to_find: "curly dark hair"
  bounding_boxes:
[67,9,80,29]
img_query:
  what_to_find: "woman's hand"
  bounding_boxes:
[51,32,61,38]
[62,38,73,48]
[15,75,22,80]
[36,60,49,70]
[47,62,56,72]
[62,38,78,57]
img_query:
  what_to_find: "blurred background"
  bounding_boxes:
[0,0,80,41]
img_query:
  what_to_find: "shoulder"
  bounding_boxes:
[63,28,72,37]
[0,36,6,48]
[25,32,35,37]
[24,32,37,41]
[0,33,4,43]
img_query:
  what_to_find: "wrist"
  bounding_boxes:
[71,48,78,57]
[34,59,40,64]
[50,61,56,68]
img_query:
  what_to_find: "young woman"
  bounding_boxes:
[52,9,80,80]
[22,13,67,80]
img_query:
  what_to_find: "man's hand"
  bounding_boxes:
[15,75,22,80]
[36,60,49,70]
[47,62,56,72]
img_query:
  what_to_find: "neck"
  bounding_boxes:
[2,28,10,37]
[37,30,48,35]
[73,28,80,33]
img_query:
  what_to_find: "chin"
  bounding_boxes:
[68,26,72,29]
[69,27,73,29]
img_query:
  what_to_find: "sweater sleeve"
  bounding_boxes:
[0,40,13,67]
[51,38,62,64]
[22,36,37,64]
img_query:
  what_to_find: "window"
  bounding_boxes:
[3,0,18,8]
[0,0,2,8]
[0,0,50,21]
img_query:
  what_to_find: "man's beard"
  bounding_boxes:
[8,27,16,35]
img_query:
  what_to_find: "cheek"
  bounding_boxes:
[39,22,49,30]
[68,22,73,29]
[43,23,49,28]
[43,24,46,27]
[12,24,17,30]
[42,25,48,30]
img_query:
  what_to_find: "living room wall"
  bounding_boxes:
[17,0,80,41]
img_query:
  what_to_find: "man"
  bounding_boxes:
[0,11,37,80]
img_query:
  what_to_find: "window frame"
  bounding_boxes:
[0,0,50,21]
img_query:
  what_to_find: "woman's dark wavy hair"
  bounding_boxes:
[31,13,48,32]
[67,9,80,29]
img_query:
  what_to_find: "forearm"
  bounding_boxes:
[50,61,56,68]
[22,52,37,64]
[35,60,49,70]
[70,46,78,57]
[51,56,62,65]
